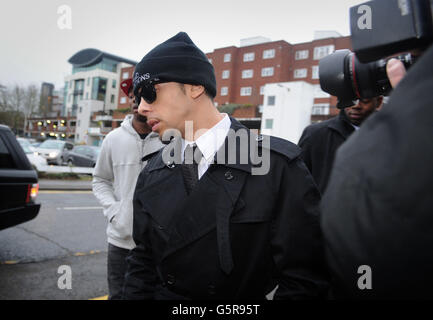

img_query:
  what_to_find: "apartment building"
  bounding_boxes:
[64,48,136,144]
[206,33,352,123]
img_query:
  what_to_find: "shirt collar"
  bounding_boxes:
[182,113,231,162]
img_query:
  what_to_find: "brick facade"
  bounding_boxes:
[207,36,352,119]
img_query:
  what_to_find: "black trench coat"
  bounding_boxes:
[123,118,329,300]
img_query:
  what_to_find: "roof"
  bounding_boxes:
[68,48,137,68]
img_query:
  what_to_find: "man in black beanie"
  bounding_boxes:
[123,32,328,300]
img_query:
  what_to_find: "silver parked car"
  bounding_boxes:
[36,140,74,165]
[66,145,100,167]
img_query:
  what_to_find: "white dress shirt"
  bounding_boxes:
[182,113,231,179]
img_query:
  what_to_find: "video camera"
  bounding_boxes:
[319,0,433,108]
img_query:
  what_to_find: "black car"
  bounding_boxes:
[0,125,41,230]
[66,145,100,167]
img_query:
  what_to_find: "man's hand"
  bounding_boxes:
[386,59,407,88]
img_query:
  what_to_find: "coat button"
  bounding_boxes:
[207,284,216,295]
[166,161,175,169]
[225,171,234,181]
[166,274,176,285]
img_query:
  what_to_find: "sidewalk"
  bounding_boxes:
[38,179,92,191]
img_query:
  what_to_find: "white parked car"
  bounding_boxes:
[36,140,74,165]
[21,144,48,172]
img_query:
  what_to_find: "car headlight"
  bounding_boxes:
[49,152,58,158]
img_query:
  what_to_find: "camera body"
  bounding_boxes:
[319,0,433,108]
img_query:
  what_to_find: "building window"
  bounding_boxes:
[295,50,309,60]
[243,52,255,62]
[294,68,307,78]
[261,67,274,77]
[79,107,82,113]
[122,72,129,79]
[77,120,81,126]
[120,97,127,104]
[312,66,319,79]
[313,45,335,60]
[224,53,231,62]
[222,70,230,79]
[87,78,90,86]
[85,92,89,100]
[267,96,276,106]
[240,87,252,96]
[263,49,275,59]
[242,69,254,79]
[221,87,228,96]
[112,80,117,89]
[312,104,330,115]
[111,94,115,103]
[91,77,107,101]
[260,86,265,95]
[265,119,274,129]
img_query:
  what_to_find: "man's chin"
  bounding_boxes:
[134,113,148,123]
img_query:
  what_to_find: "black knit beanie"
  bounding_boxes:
[133,32,216,98]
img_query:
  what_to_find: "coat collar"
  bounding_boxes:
[327,110,355,139]
[146,117,257,174]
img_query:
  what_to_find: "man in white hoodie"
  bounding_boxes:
[92,78,164,299]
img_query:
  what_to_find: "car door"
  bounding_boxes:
[82,147,95,167]
[73,146,86,166]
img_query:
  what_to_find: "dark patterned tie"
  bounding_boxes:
[181,144,203,195]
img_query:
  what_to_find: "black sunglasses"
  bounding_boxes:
[134,78,161,105]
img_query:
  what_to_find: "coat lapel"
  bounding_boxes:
[160,118,252,274]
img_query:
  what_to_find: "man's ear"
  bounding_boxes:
[376,96,384,111]
[189,84,205,99]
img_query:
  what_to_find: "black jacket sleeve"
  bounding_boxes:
[122,170,158,299]
[298,127,313,174]
[272,157,329,299]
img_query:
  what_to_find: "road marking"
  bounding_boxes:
[39,190,93,194]
[1,260,19,265]
[74,250,102,257]
[57,206,103,210]
[90,295,108,300]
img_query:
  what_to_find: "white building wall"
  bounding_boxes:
[75,100,104,144]
[64,68,124,116]
[261,82,315,144]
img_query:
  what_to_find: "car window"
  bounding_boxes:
[65,143,73,150]
[0,136,17,169]
[74,146,84,154]
[38,140,64,150]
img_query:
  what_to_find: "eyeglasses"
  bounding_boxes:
[134,78,161,105]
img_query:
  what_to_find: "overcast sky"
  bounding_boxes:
[0,0,365,89]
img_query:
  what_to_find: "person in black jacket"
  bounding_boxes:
[321,44,433,299]
[298,97,382,194]
[122,32,329,300]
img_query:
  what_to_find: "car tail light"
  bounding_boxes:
[26,183,39,203]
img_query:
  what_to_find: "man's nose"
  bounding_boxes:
[138,97,152,115]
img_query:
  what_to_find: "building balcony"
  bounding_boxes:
[95,115,113,121]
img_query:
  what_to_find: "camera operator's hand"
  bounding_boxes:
[386,58,407,88]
